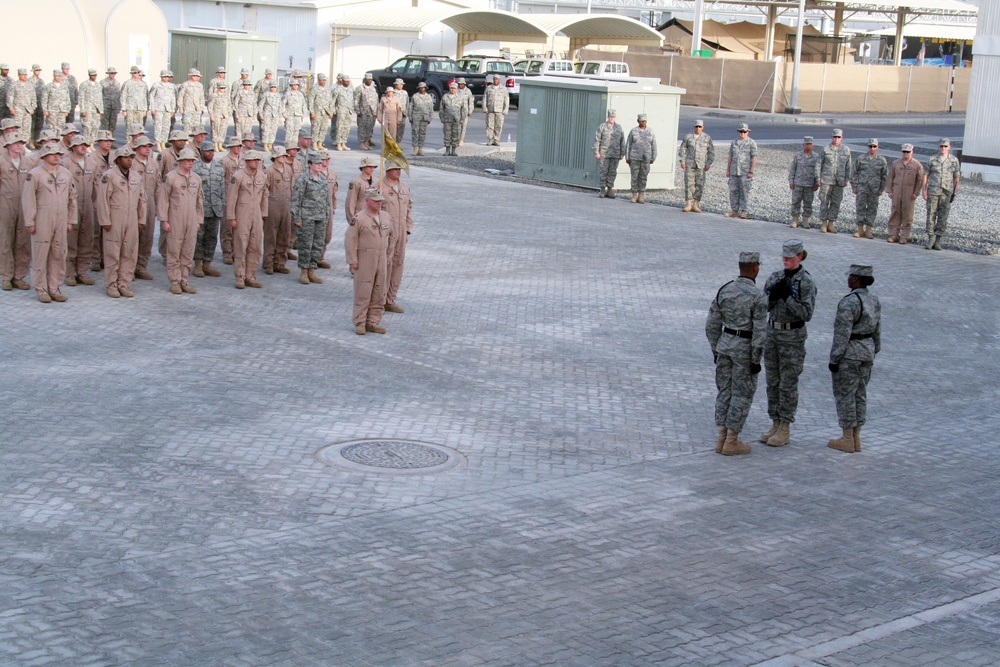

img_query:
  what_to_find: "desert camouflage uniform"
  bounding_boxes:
[283,88,307,146]
[192,156,226,262]
[788,150,820,218]
[8,80,37,142]
[77,80,103,143]
[291,170,330,269]
[483,84,509,146]
[819,143,852,225]
[120,78,149,128]
[457,84,474,146]
[257,91,284,146]
[63,73,79,123]
[408,91,434,152]
[394,87,409,144]
[332,83,356,145]
[593,120,624,192]
[727,137,757,213]
[148,79,176,145]
[309,83,335,146]
[707,276,767,432]
[0,73,11,121]
[852,154,887,229]
[830,287,881,428]
[439,91,467,154]
[677,131,714,201]
[30,74,45,145]
[763,267,816,424]
[208,92,233,146]
[42,80,71,131]
[253,76,274,105]
[233,87,256,139]
[924,153,960,242]
[100,76,122,132]
[354,82,378,146]
[176,80,206,136]
[625,124,656,194]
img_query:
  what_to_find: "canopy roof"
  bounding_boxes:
[871,23,977,40]
[661,18,821,57]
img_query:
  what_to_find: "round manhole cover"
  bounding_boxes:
[317,439,466,474]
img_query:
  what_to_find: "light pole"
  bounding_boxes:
[787,0,806,114]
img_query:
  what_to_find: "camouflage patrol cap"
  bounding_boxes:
[130,66,140,74]
[128,124,145,136]
[61,123,80,136]
[364,189,384,201]
[868,138,879,147]
[96,130,114,142]
[0,119,20,131]
[939,137,951,147]
[359,156,378,169]
[739,251,760,264]
[17,68,26,75]
[241,68,250,75]
[216,81,227,89]
[177,148,198,161]
[61,62,71,69]
[88,69,97,76]
[457,77,467,84]
[216,66,226,73]
[265,68,274,75]
[901,143,914,152]
[166,70,174,77]
[317,73,327,81]
[69,135,92,148]
[0,64,8,70]
[342,73,351,80]
[32,64,41,71]
[271,145,288,158]
[832,128,843,138]
[737,123,750,132]
[307,151,325,165]
[694,119,704,127]
[112,146,135,161]
[289,80,300,87]
[106,66,117,74]
[225,137,242,148]
[298,127,311,138]
[39,144,65,158]
[803,136,814,144]
[52,70,62,77]
[285,145,299,154]
[132,136,153,148]
[292,69,302,77]
[168,130,188,142]
[269,81,277,89]
[781,239,805,258]
[242,80,251,85]
[199,140,215,152]
[318,150,330,160]
[847,264,873,278]
[637,113,647,122]
[417,81,427,88]
[241,132,256,142]
[394,78,404,85]
[188,68,201,77]
[448,81,457,89]
[364,73,373,80]
[160,69,170,77]
[384,158,404,171]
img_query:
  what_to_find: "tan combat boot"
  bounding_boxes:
[37,291,52,303]
[865,225,874,239]
[790,214,800,229]
[637,192,646,204]
[599,187,607,198]
[820,220,829,233]
[202,262,221,277]
[308,268,323,284]
[853,426,862,452]
[299,269,310,285]
[630,191,638,203]
[170,283,183,294]
[722,429,751,456]
[716,426,727,454]
[725,211,739,218]
[827,221,838,233]
[683,200,693,212]
[853,224,864,238]
[193,260,204,277]
[738,211,748,219]
[692,200,702,213]
[801,215,811,229]
[607,189,615,199]
[827,427,856,453]
[767,421,790,447]
[181,283,197,294]
[355,323,366,335]
[760,420,780,444]
[365,323,387,334]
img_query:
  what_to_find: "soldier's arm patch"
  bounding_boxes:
[230,176,237,184]
[348,182,354,190]
[24,173,31,182]
[101,174,108,183]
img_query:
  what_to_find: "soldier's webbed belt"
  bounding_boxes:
[723,327,752,339]
[850,332,874,340]
[769,320,805,330]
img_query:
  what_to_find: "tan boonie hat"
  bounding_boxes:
[38,130,59,143]
[40,144,64,158]
[739,251,760,264]
[737,123,750,132]
[0,119,21,131]
[168,130,188,142]
[394,78,404,85]
[96,130,114,142]
[188,68,201,77]
[318,150,330,160]
[160,69,170,77]
[112,146,135,160]
[216,66,226,73]
[384,158,404,171]
[2,134,26,147]
[243,150,263,161]
[225,137,242,148]
[359,156,377,169]
[133,136,153,148]
[847,264,873,278]
[106,66,117,74]
[241,132,256,142]
[177,148,198,161]
[364,189,384,201]
[130,65,140,73]
[901,143,914,152]
[31,64,41,71]
[868,138,879,147]
[189,127,208,137]
[271,145,288,158]
[128,124,145,136]
[70,135,92,148]
[61,123,80,136]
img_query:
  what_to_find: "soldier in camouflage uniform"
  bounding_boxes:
[828,264,881,453]
[230,68,251,107]
[253,69,275,105]
[818,128,852,233]
[283,81,307,149]
[175,69,206,137]
[191,140,226,277]
[99,67,122,133]
[922,137,960,250]
[291,151,331,285]
[61,63,79,124]
[726,123,757,219]
[120,66,149,131]
[332,74,355,151]
[308,73,334,150]
[408,82,433,156]
[593,108,624,198]
[706,251,767,456]
[851,138,887,239]
[208,82,232,151]
[0,65,11,122]
[456,78,474,147]
[483,73,509,147]
[8,69,37,145]
[439,82,467,157]
[625,113,656,204]
[760,240,816,448]
[148,70,176,150]
[207,67,227,104]
[257,81,284,151]
[787,136,820,229]
[233,80,256,142]
[355,73,379,150]
[42,71,71,131]
[392,79,409,145]
[30,65,45,147]
[76,70,102,144]
[677,119,714,212]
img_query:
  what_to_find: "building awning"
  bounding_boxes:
[871,23,977,40]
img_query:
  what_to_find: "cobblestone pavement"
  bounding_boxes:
[2,151,1000,666]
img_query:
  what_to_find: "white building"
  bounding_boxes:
[962,0,999,182]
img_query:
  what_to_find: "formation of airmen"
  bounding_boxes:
[0,63,417,335]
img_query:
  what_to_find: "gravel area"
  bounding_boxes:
[415,145,1000,255]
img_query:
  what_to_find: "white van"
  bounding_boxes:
[576,61,631,78]
[514,59,576,75]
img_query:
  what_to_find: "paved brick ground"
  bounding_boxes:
[2,152,999,666]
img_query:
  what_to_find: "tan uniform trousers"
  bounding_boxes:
[30,216,70,294]
[227,170,269,281]
[160,170,204,286]
[66,194,94,278]
[0,199,30,281]
[102,213,140,290]
[234,216,263,281]
[887,195,917,241]
[96,168,146,291]
[346,210,390,326]
[23,167,77,294]
[263,198,291,271]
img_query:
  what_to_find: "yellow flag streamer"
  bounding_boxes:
[381,131,410,176]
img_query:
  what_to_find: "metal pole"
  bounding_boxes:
[692,0,705,56]
[787,0,806,113]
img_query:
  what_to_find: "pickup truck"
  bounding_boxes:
[456,55,525,105]
[366,55,488,110]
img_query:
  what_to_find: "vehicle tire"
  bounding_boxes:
[429,88,441,111]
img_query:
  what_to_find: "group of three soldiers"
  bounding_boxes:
[708,241,881,456]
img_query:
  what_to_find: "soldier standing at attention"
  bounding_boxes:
[593,109,624,199]
[207,67,227,104]
[96,146,145,299]
[77,69,102,144]
[61,135,96,288]
[262,145,295,275]
[42,71,71,131]
[625,113,656,204]
[456,78,474,147]
[818,129,852,233]
[0,134,31,291]
[131,136,159,281]
[0,65,12,122]
[725,123,757,219]
[922,138,960,250]
[377,87,403,147]
[760,240,816,448]
[120,66,149,131]
[379,158,413,314]
[678,119,714,213]
[885,143,923,244]
[294,129,312,172]
[257,81,283,152]
[148,70,177,151]
[254,69,275,105]
[408,82,434,156]
[233,80,256,142]
[159,147,203,294]
[8,69,37,145]
[218,137,243,265]
[851,138,887,239]
[309,73,334,150]
[291,151,331,285]
[99,67,122,133]
[483,73,509,147]
[392,79,409,145]
[61,63,79,124]
[346,157,377,223]
[230,68,251,109]
[29,65,45,147]
[354,73,379,151]
[87,130,115,271]
[23,143,77,303]
[440,82,466,157]
[706,251,767,456]
[208,82,232,151]
[176,69,206,137]
[316,150,338,269]
[226,150,268,289]
[346,189,391,335]
[787,136,820,229]
[827,264,881,453]
[283,80,307,150]
[192,140,225,278]
[332,74,355,151]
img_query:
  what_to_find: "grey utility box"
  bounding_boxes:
[515,77,686,192]
[169,29,279,94]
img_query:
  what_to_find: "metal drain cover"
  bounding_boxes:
[317,439,465,474]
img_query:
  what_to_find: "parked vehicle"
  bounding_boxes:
[457,55,525,105]
[514,58,576,75]
[575,60,631,78]
[366,55,487,110]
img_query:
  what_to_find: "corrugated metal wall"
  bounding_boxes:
[962,0,1000,181]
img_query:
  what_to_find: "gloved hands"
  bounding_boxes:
[829,362,840,373]
[750,362,761,374]
[768,280,791,301]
